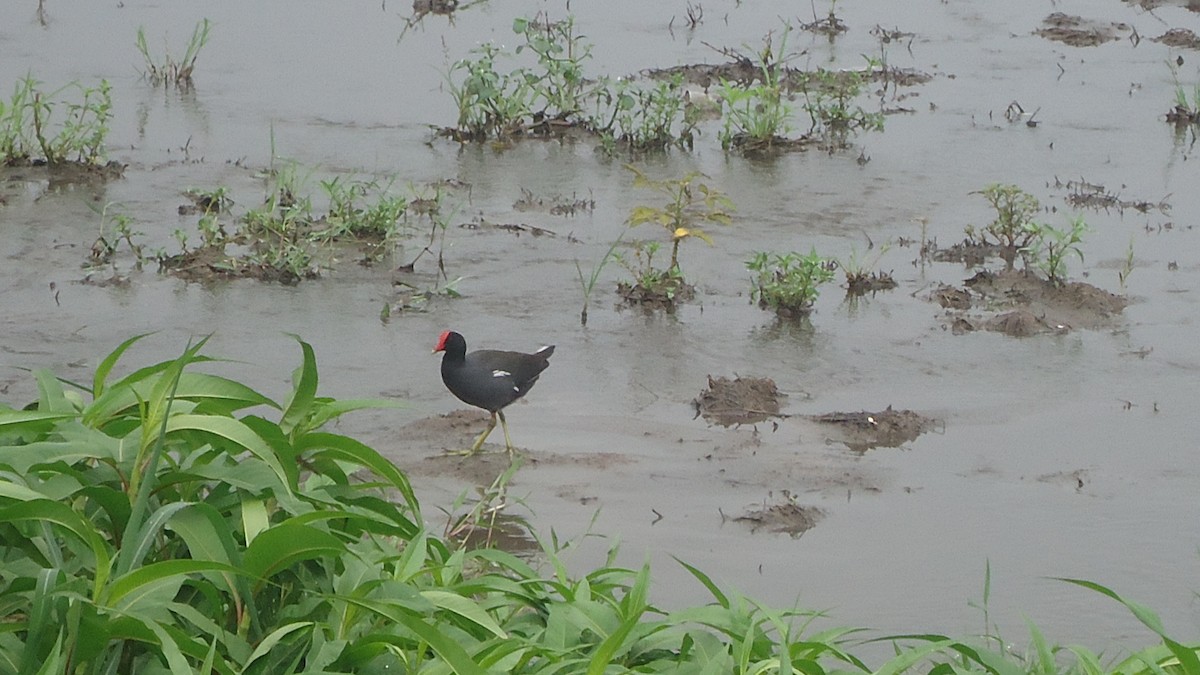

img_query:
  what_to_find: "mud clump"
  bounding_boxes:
[846,270,897,296]
[936,269,1126,337]
[811,407,936,452]
[1035,13,1129,46]
[3,159,125,187]
[1153,28,1200,49]
[617,280,695,310]
[157,245,317,285]
[736,502,823,537]
[694,375,783,427]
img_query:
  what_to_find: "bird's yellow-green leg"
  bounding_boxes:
[498,410,516,457]
[459,412,497,455]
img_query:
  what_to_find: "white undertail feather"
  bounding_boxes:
[535,345,552,354]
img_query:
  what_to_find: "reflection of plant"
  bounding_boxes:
[748,249,837,316]
[625,165,733,275]
[135,19,211,88]
[968,184,1041,269]
[1027,215,1088,286]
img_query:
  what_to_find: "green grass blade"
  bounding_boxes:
[279,335,318,435]
[673,557,730,608]
[92,333,153,399]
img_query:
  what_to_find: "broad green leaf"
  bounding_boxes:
[0,482,48,501]
[34,368,74,414]
[297,432,419,519]
[86,372,276,427]
[166,415,294,495]
[421,590,507,639]
[342,597,487,675]
[302,398,405,432]
[241,498,269,545]
[243,522,345,583]
[0,499,111,598]
[0,410,76,432]
[168,503,242,565]
[1057,577,1200,674]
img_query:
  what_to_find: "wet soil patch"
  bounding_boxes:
[1125,0,1200,12]
[616,279,695,309]
[735,500,824,537]
[811,407,937,452]
[936,269,1127,336]
[178,189,233,216]
[449,513,541,555]
[1166,106,1200,125]
[931,239,1004,267]
[644,62,932,93]
[459,217,557,237]
[1035,13,1130,47]
[1053,176,1171,215]
[2,159,125,187]
[513,187,595,216]
[157,245,317,284]
[694,375,784,427]
[394,410,634,486]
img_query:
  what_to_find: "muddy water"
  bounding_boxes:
[4,0,1200,650]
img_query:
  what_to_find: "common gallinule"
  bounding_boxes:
[433,330,555,456]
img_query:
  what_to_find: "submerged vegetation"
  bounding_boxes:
[951,184,1091,286]
[0,337,1193,672]
[136,19,212,88]
[441,14,888,155]
[616,166,733,307]
[157,169,434,284]
[748,249,838,317]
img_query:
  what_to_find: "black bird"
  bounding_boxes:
[433,330,554,456]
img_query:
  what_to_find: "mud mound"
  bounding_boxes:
[936,269,1126,337]
[694,375,783,427]
[1035,13,1130,46]
[735,501,824,537]
[811,406,936,452]
[1156,28,1200,48]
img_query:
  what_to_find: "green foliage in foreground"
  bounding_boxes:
[0,75,113,165]
[1,337,1197,674]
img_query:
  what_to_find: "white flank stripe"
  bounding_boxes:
[492,369,511,378]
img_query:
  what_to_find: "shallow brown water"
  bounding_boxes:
[3,0,1200,652]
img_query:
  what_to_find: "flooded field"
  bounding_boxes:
[3,0,1199,652]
